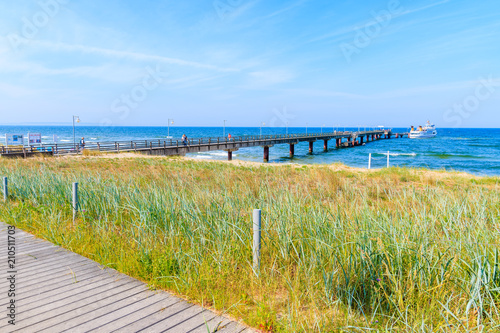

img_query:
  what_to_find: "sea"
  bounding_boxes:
[1,126,499,177]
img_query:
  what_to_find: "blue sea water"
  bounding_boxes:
[1,125,499,176]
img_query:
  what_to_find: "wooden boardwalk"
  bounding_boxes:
[0,222,255,333]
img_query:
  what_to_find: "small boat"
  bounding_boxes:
[409,121,437,139]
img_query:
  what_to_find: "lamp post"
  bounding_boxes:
[321,124,325,134]
[167,119,174,138]
[72,116,80,150]
[260,122,265,137]
[286,121,288,136]
[306,123,308,135]
[223,120,227,137]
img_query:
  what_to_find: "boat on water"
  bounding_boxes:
[409,121,437,139]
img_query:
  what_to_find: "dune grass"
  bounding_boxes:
[0,156,499,332]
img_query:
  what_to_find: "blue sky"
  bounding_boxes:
[0,0,499,128]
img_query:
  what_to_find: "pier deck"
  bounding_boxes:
[0,222,254,333]
[0,130,408,161]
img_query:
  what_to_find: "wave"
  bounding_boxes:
[192,155,213,160]
[428,153,484,159]
[60,140,71,142]
[374,152,417,157]
[198,151,235,157]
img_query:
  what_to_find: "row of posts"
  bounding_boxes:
[2,178,79,222]
[368,151,391,169]
[2,178,264,276]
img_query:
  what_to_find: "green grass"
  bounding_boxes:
[0,156,499,332]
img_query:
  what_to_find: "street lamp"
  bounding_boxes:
[321,124,325,134]
[286,121,289,136]
[167,119,174,138]
[260,122,265,137]
[306,122,308,135]
[73,115,80,150]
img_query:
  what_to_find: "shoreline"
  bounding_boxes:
[62,152,492,180]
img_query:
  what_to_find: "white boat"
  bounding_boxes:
[409,121,437,139]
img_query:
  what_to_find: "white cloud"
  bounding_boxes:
[248,69,295,86]
[30,40,239,72]
[369,77,500,99]
[309,0,451,44]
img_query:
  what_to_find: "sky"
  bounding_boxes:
[0,0,499,128]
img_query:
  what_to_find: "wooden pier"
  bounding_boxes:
[0,222,254,332]
[0,130,408,162]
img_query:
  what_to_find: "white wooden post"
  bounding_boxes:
[253,209,261,277]
[368,153,372,169]
[72,182,79,222]
[3,177,8,201]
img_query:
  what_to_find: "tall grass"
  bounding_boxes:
[0,157,499,331]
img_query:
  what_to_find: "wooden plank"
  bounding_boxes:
[0,260,97,293]
[186,316,236,333]
[6,282,145,332]
[35,290,167,332]
[1,248,83,269]
[87,296,183,332]
[0,267,113,307]
[163,309,218,332]
[5,276,136,318]
[5,270,123,310]
[1,248,81,268]
[57,293,181,332]
[0,258,92,289]
[11,241,57,252]
[2,261,104,295]
[17,264,113,295]
[0,233,36,242]
[0,257,91,285]
[114,302,196,332]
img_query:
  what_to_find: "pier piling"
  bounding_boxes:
[264,146,270,162]
[309,141,314,153]
[290,144,295,157]
[324,140,328,151]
